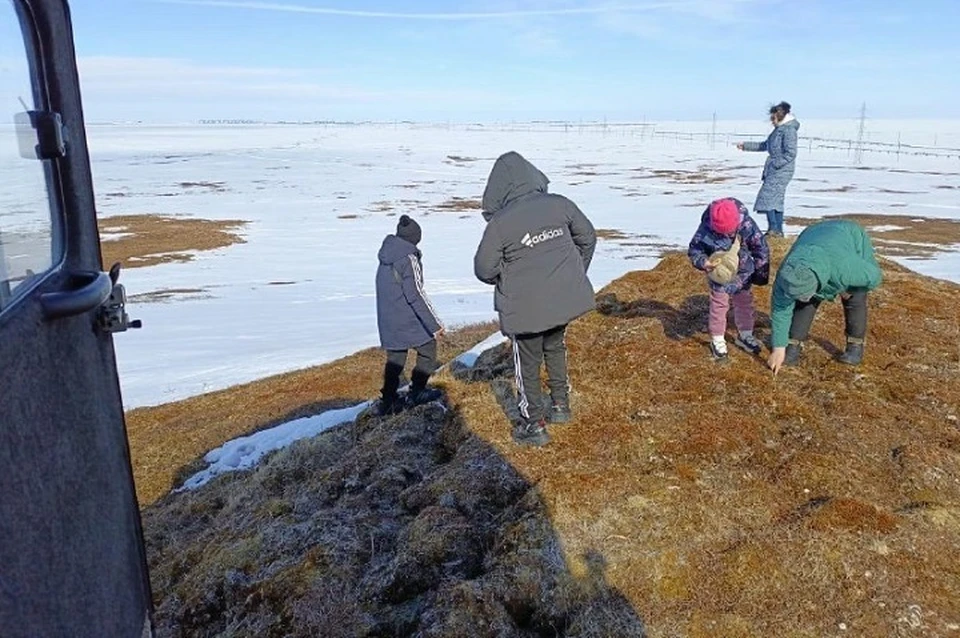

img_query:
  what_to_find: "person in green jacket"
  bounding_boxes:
[767,219,882,374]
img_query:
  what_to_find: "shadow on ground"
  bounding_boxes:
[595,292,773,342]
[143,349,647,637]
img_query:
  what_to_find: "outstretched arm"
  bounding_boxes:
[767,285,796,374]
[769,285,795,350]
[740,140,768,152]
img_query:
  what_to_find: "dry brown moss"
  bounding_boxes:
[435,197,482,212]
[128,288,211,304]
[787,213,960,260]
[99,214,247,269]
[136,243,960,636]
[126,322,496,507]
[596,228,632,241]
[442,244,960,636]
[630,167,738,184]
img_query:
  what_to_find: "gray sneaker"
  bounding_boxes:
[734,333,763,356]
[549,403,572,424]
[512,418,550,447]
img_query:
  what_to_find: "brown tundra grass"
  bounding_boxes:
[139,241,960,636]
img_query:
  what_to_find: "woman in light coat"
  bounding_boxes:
[738,101,800,238]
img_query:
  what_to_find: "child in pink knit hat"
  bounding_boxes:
[688,198,771,361]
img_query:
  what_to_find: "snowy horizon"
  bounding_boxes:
[60,119,960,409]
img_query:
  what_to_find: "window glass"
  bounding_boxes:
[0,0,60,310]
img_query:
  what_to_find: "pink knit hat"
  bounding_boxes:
[709,199,740,235]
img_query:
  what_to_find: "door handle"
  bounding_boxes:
[40,270,112,320]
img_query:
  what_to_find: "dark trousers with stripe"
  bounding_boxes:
[382,339,437,402]
[789,290,868,344]
[512,325,569,422]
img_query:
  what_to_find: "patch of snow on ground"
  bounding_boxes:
[176,330,512,492]
[179,401,371,490]
[869,225,909,232]
[453,332,510,368]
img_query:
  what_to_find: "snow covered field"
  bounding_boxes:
[77,119,960,409]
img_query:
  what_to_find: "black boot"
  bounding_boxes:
[376,394,404,416]
[380,357,405,416]
[785,340,802,366]
[838,341,864,366]
[408,369,443,406]
[407,387,443,407]
[512,418,550,447]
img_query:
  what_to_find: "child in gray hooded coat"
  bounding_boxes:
[375,215,445,415]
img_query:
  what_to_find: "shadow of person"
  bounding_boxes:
[143,384,649,637]
[811,336,844,358]
[573,551,648,636]
[596,292,709,341]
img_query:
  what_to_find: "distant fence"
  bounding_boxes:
[190,119,960,161]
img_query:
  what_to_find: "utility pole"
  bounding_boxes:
[711,111,717,150]
[854,102,867,165]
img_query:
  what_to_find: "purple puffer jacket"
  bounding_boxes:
[687,199,770,294]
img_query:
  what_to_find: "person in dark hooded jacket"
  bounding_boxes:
[375,215,444,415]
[474,151,597,447]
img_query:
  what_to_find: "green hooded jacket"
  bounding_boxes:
[770,220,882,348]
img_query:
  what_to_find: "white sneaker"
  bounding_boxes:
[710,336,728,360]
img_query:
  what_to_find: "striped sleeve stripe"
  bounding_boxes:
[408,255,443,329]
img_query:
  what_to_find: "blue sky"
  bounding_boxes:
[14,0,960,121]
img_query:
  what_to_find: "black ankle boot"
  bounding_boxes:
[785,341,802,366]
[407,387,443,407]
[376,395,404,416]
[838,341,864,366]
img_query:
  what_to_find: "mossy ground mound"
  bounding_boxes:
[142,243,960,636]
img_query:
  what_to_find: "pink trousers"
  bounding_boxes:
[708,288,755,337]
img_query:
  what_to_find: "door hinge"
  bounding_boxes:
[98,263,142,334]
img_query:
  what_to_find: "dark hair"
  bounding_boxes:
[769,101,791,118]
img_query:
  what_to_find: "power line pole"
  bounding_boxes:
[711,111,717,150]
[854,102,867,165]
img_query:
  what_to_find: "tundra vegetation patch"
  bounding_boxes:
[142,244,960,636]
[99,214,247,269]
[787,213,960,259]
[127,323,498,507]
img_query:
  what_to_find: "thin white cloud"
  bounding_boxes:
[77,56,375,100]
[153,0,717,20]
[73,55,513,115]
[78,56,302,81]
